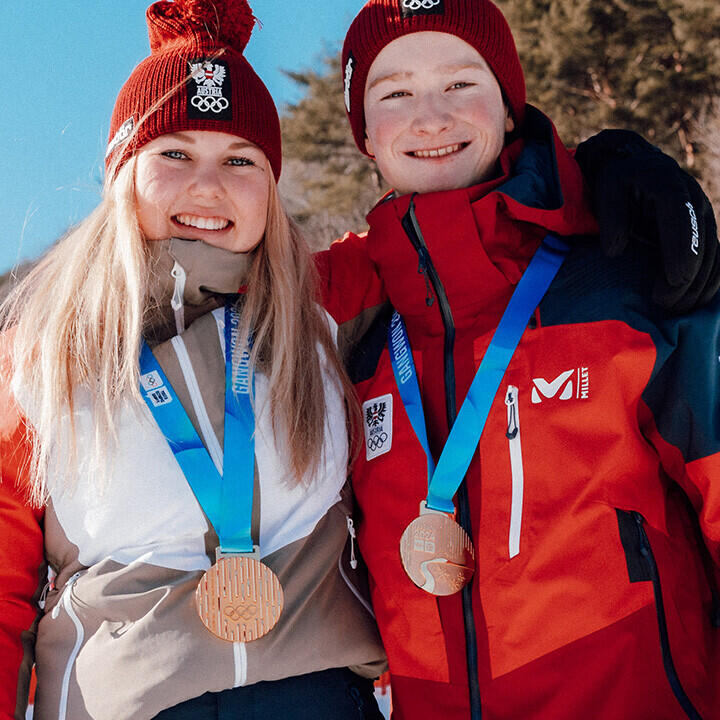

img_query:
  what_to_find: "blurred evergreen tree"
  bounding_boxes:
[280,55,386,247]
[495,0,720,172]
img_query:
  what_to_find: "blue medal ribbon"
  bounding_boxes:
[389,235,569,514]
[388,312,436,482]
[139,302,255,553]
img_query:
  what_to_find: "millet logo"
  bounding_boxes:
[531,368,589,404]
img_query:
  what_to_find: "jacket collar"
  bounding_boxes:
[144,238,253,344]
[364,107,598,335]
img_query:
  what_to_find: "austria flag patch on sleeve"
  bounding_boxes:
[362,394,393,461]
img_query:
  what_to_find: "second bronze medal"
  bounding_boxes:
[400,506,475,596]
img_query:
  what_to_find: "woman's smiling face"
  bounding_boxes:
[134,130,270,253]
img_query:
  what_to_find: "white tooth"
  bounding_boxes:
[176,214,228,230]
[438,147,447,156]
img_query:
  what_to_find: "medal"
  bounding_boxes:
[400,502,474,595]
[196,549,284,642]
[141,303,285,642]
[388,228,570,595]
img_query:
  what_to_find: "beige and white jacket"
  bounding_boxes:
[1,239,385,720]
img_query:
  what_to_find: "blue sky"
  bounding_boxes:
[1,1,364,275]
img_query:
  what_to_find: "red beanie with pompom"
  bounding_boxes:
[106,0,281,179]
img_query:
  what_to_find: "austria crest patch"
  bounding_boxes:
[362,394,393,461]
[187,59,232,121]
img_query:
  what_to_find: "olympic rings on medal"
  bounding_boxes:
[367,432,388,452]
[191,95,230,114]
[402,0,441,10]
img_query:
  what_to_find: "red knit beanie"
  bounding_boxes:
[342,0,526,156]
[106,0,281,180]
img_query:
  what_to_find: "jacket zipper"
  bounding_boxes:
[347,516,358,570]
[38,580,52,610]
[632,512,703,720]
[401,196,482,720]
[401,197,456,414]
[50,571,84,720]
[505,386,524,559]
[337,516,376,618]
[170,260,187,335]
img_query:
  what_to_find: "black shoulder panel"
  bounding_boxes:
[343,301,395,385]
[540,240,720,464]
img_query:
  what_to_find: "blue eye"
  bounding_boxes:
[161,150,187,160]
[227,157,256,167]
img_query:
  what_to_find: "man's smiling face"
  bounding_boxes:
[363,31,514,196]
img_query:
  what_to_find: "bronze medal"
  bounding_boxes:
[196,553,284,642]
[400,504,475,595]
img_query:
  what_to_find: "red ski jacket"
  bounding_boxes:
[318,107,720,719]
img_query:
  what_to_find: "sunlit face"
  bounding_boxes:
[134,130,270,253]
[363,32,515,196]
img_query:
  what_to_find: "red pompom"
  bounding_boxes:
[147,0,256,53]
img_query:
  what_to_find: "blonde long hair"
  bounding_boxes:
[1,149,354,505]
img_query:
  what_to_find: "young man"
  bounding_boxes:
[319,1,720,718]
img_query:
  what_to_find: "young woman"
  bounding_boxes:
[0,1,385,719]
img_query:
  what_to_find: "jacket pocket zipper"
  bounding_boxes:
[51,571,85,720]
[505,386,524,558]
[337,515,375,618]
[347,516,358,570]
[632,512,703,720]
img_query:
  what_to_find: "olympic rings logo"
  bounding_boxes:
[225,603,258,622]
[367,432,388,451]
[191,95,230,114]
[402,0,441,10]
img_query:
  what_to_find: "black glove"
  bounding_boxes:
[575,129,720,314]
